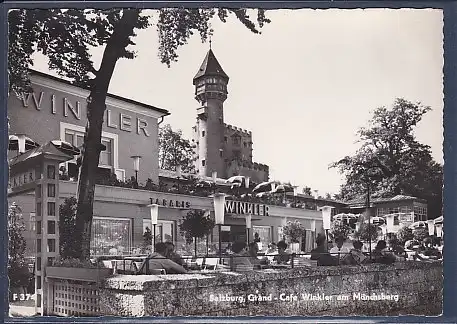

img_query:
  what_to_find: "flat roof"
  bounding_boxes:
[30,70,170,116]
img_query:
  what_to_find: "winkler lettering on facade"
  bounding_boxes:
[225,200,269,216]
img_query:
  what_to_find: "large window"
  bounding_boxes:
[90,217,131,256]
[413,205,427,221]
[143,220,175,244]
[60,122,118,175]
[252,226,271,252]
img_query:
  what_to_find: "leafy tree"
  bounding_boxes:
[179,209,215,256]
[59,197,79,259]
[143,227,153,248]
[9,8,270,260]
[8,203,28,290]
[413,227,429,242]
[330,220,351,240]
[302,187,312,196]
[159,124,196,173]
[354,223,378,242]
[331,98,443,219]
[397,226,414,245]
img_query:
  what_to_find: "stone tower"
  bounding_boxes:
[192,49,229,178]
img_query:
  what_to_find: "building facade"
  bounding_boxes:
[192,49,269,183]
[8,70,170,184]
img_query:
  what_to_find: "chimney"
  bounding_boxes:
[17,134,26,154]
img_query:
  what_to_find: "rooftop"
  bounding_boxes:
[30,70,170,117]
[193,49,229,83]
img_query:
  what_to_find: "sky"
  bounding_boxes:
[32,8,444,195]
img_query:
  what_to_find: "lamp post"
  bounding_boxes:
[214,193,226,261]
[246,214,252,244]
[131,155,142,183]
[320,206,333,251]
[148,203,159,252]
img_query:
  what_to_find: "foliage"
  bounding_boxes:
[413,227,429,242]
[330,220,351,240]
[143,227,153,247]
[52,257,105,269]
[179,209,215,244]
[8,203,29,288]
[396,226,414,245]
[159,124,197,173]
[59,197,79,259]
[331,98,443,219]
[354,223,378,242]
[282,220,306,243]
[8,8,270,260]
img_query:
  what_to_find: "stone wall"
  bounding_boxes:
[99,261,442,317]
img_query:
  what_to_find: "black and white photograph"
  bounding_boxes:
[6,7,444,318]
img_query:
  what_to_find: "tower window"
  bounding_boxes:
[243,142,247,148]
[224,136,228,143]
[202,131,205,137]
[219,150,223,157]
[202,160,206,166]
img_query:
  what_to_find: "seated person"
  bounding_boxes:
[347,240,369,265]
[246,242,268,268]
[273,241,291,265]
[265,243,278,262]
[164,241,185,267]
[372,240,396,265]
[415,237,442,260]
[387,238,406,261]
[230,241,253,271]
[329,237,351,263]
[139,242,187,274]
[310,233,338,266]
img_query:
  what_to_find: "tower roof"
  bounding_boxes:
[193,49,229,84]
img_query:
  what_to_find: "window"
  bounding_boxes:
[202,160,206,166]
[219,150,223,157]
[253,226,272,253]
[90,217,132,256]
[60,122,118,171]
[48,220,56,234]
[30,213,36,232]
[232,136,241,145]
[47,202,56,216]
[224,136,228,143]
[47,184,55,197]
[202,131,206,137]
[394,215,400,226]
[99,139,112,167]
[47,165,56,179]
[143,220,175,244]
[243,142,247,148]
[47,239,56,252]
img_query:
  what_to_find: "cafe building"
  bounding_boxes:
[8,67,323,258]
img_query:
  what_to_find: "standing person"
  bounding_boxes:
[139,242,187,274]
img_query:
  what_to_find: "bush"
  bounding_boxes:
[413,227,429,242]
[59,197,79,259]
[52,257,105,269]
[397,226,414,245]
[8,203,28,289]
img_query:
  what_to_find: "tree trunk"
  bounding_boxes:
[194,237,198,257]
[74,9,141,260]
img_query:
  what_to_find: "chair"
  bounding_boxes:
[204,258,219,270]
[195,258,204,269]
